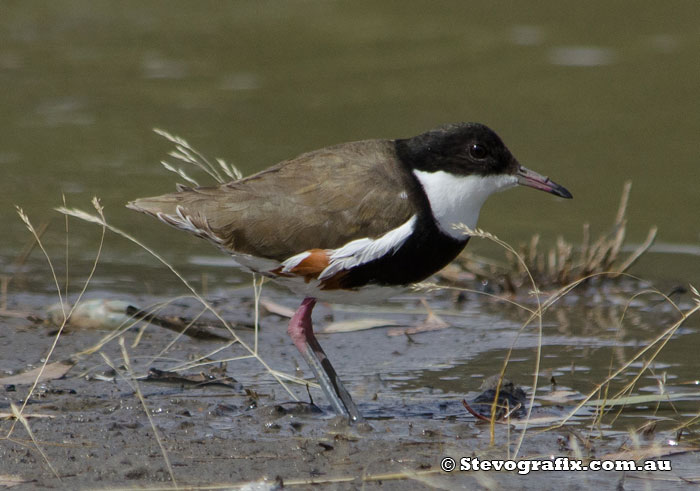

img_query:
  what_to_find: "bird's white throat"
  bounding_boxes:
[413,170,518,239]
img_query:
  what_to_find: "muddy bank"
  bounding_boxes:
[2,287,700,489]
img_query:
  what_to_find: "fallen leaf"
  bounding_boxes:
[387,311,449,336]
[538,389,585,405]
[0,360,74,385]
[0,474,33,488]
[259,297,295,318]
[0,412,55,420]
[322,318,401,333]
[585,391,700,407]
[143,368,243,391]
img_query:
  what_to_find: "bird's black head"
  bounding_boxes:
[395,122,573,199]
[395,122,518,177]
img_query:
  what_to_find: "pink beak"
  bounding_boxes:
[516,166,572,199]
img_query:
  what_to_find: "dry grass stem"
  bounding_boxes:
[54,204,299,400]
[105,340,177,486]
[154,128,242,186]
[9,404,60,480]
[7,199,105,442]
[453,224,544,456]
[452,181,657,291]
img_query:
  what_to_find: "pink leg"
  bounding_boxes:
[287,298,319,354]
[287,297,363,422]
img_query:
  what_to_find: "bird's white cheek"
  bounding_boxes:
[413,170,518,239]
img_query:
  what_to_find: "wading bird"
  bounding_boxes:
[128,123,572,423]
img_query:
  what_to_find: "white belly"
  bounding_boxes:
[233,253,406,304]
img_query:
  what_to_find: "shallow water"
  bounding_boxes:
[1,1,699,278]
[2,1,700,488]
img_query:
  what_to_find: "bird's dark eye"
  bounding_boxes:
[469,143,488,160]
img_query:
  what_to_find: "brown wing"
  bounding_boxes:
[127,139,416,261]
